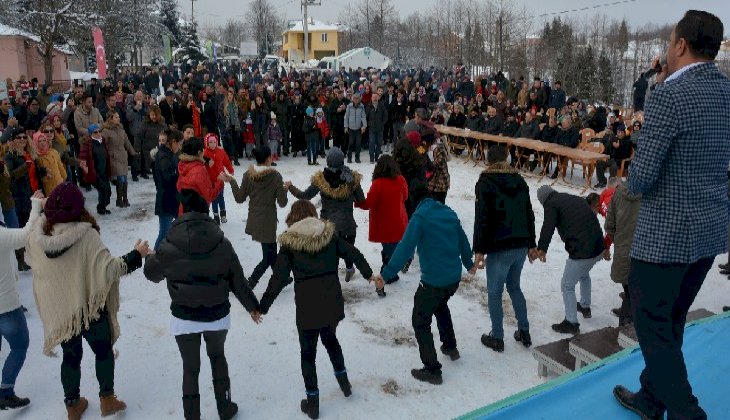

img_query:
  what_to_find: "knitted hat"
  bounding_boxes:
[204,133,219,147]
[537,185,555,205]
[316,107,324,115]
[44,182,86,225]
[306,106,314,117]
[87,124,101,135]
[406,131,421,148]
[326,147,345,169]
[270,111,277,120]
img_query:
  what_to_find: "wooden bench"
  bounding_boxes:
[569,327,623,369]
[617,308,717,349]
[533,337,577,378]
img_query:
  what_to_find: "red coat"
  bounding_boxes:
[356,175,409,243]
[599,187,616,218]
[203,146,233,181]
[243,122,255,144]
[316,118,330,139]
[176,155,223,206]
[79,138,111,185]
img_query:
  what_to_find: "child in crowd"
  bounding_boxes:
[243,112,255,161]
[267,112,283,163]
[203,133,233,224]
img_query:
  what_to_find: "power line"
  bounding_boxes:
[531,0,640,20]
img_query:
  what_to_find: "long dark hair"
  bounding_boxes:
[43,208,100,236]
[372,155,401,181]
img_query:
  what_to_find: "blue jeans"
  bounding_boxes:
[0,308,29,391]
[116,175,127,184]
[368,129,384,162]
[1,208,19,229]
[486,248,529,339]
[561,255,602,323]
[212,191,226,213]
[155,215,175,250]
[307,138,319,163]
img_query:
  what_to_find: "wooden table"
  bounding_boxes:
[435,125,609,191]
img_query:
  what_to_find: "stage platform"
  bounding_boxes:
[458,313,730,419]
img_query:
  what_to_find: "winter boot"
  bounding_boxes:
[220,210,227,223]
[115,184,123,207]
[100,394,126,416]
[577,303,592,319]
[65,397,88,420]
[552,319,580,335]
[213,378,238,420]
[182,394,201,420]
[0,389,30,410]
[481,333,504,353]
[300,393,319,419]
[213,213,221,225]
[344,268,355,282]
[410,367,443,385]
[14,249,30,271]
[439,344,461,361]
[514,330,532,348]
[122,183,130,207]
[335,372,352,397]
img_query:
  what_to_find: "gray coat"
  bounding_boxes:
[344,102,367,130]
[125,99,148,140]
[230,166,288,243]
[605,184,642,285]
[289,170,365,237]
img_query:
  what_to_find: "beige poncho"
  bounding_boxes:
[26,217,128,356]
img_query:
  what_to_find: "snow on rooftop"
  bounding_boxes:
[285,19,341,33]
[0,23,74,54]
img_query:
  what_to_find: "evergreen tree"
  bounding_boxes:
[179,21,207,65]
[575,46,597,100]
[159,0,183,46]
[597,51,615,104]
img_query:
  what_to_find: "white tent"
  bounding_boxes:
[320,47,391,72]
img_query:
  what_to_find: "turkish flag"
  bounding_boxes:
[92,27,107,79]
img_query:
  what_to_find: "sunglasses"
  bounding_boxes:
[43,129,54,133]
[92,130,101,134]
[15,135,27,140]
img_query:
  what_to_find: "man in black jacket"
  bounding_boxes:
[595,129,632,188]
[328,88,348,150]
[549,116,581,179]
[532,185,605,334]
[144,189,261,420]
[366,93,388,163]
[483,107,503,135]
[473,146,536,352]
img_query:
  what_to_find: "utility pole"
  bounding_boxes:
[190,0,197,25]
[301,0,321,64]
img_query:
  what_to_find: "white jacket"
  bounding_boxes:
[0,198,42,314]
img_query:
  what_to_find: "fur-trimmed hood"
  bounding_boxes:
[483,161,517,174]
[311,170,362,200]
[29,217,95,258]
[278,218,336,253]
[246,165,278,181]
[178,153,204,163]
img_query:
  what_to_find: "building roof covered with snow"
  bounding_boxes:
[0,23,74,54]
[285,19,343,33]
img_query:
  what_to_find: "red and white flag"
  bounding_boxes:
[92,27,107,79]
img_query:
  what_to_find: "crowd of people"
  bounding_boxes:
[0,8,727,420]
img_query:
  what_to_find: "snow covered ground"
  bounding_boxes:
[9,153,730,419]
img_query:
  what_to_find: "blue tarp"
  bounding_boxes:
[460,313,730,419]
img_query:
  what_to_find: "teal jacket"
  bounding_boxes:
[382,199,474,287]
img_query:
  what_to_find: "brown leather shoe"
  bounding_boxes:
[66,397,88,420]
[100,394,126,417]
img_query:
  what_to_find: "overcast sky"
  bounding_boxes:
[180,0,730,37]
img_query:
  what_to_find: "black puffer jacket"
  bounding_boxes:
[4,151,33,214]
[473,163,536,254]
[538,190,604,260]
[144,212,260,322]
[289,170,365,237]
[260,218,373,330]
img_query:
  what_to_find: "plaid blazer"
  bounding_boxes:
[627,63,730,264]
